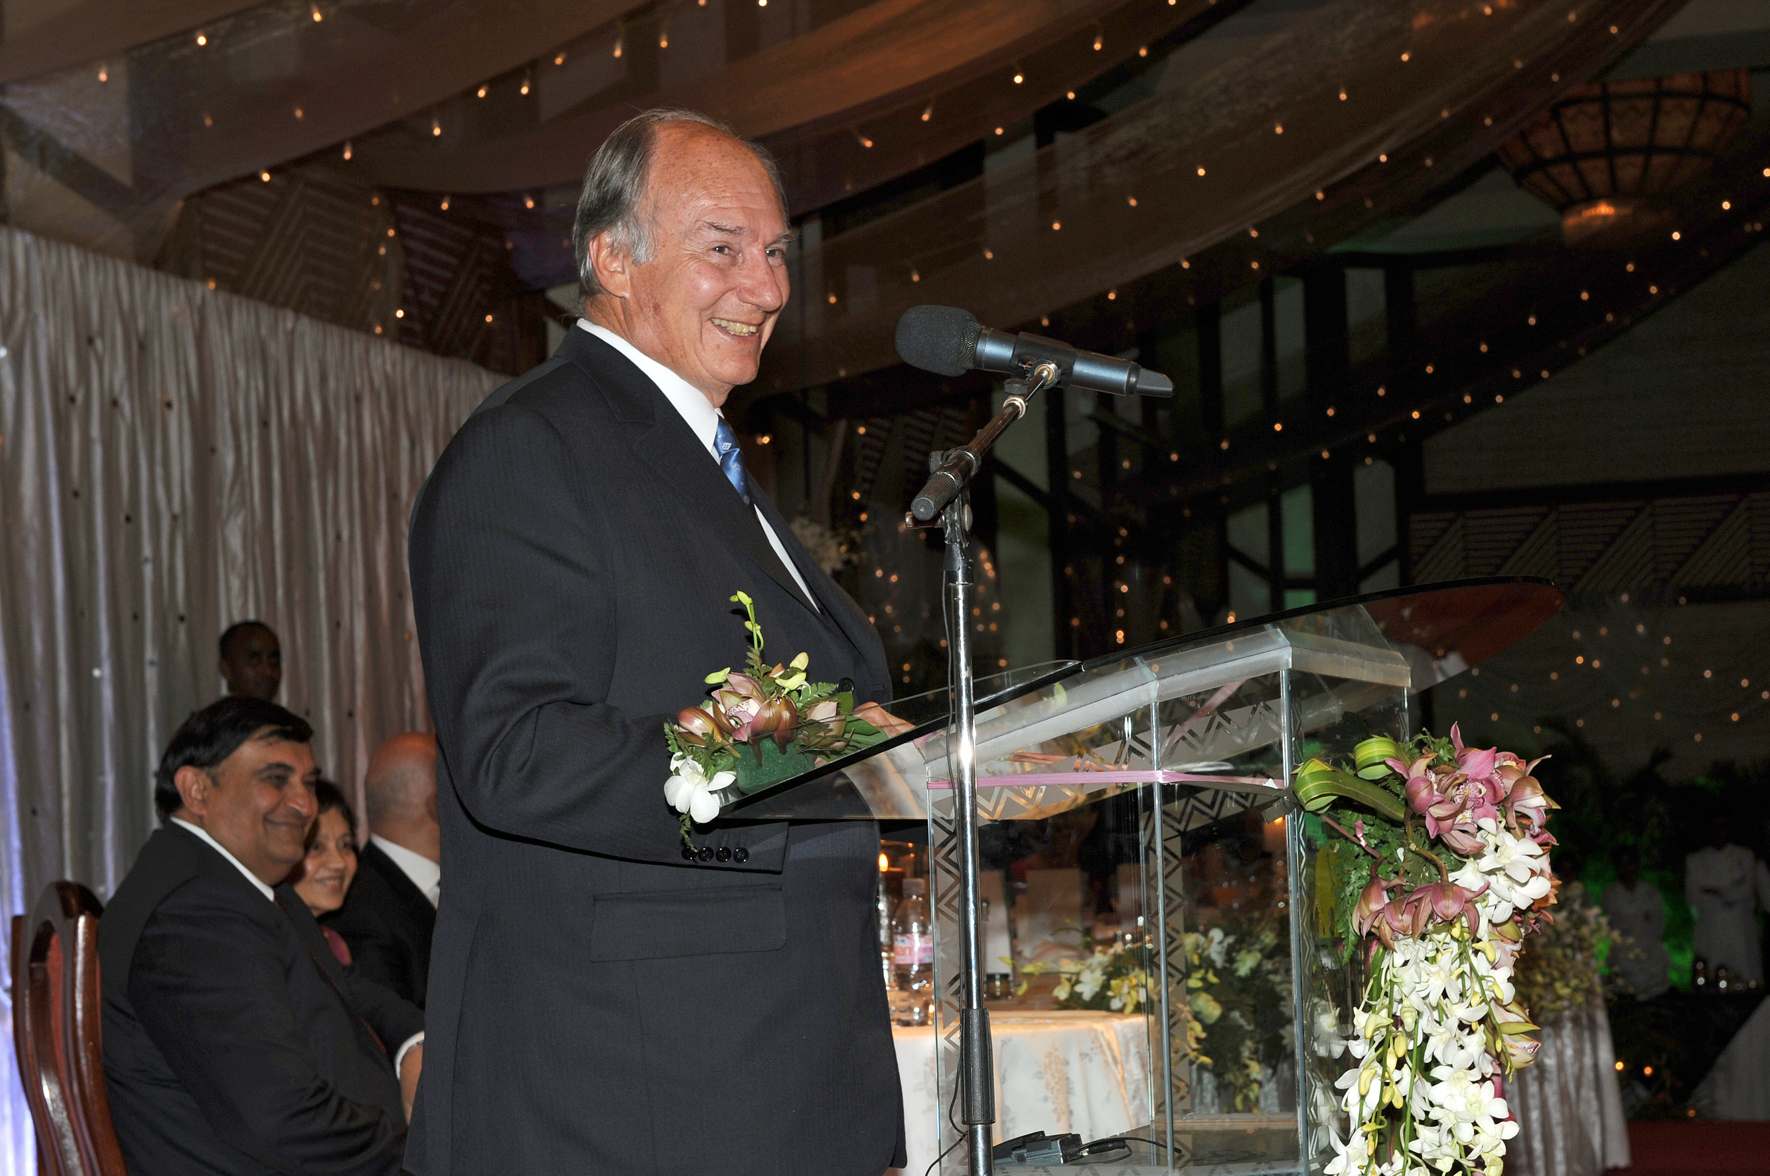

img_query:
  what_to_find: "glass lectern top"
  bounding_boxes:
[724,577,1561,822]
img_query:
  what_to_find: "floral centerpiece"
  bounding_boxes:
[1295,725,1559,1176]
[1023,915,1290,1112]
[663,591,885,843]
[1512,882,1615,1020]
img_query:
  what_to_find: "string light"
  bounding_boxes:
[921,100,933,122]
[613,28,624,57]
[440,196,450,210]
[520,70,531,95]
[853,128,874,149]
[477,84,488,98]
[1093,26,1103,51]
[431,117,442,137]
[196,32,207,46]
[260,170,272,182]
[657,24,668,48]
[97,64,108,82]
[524,194,536,209]
[1012,63,1024,84]
[342,140,352,160]
[311,3,323,21]
[555,51,567,65]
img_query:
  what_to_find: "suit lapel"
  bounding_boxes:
[559,329,819,615]
[751,490,878,665]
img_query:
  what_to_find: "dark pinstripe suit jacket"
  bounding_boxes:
[406,327,904,1176]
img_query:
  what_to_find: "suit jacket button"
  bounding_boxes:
[682,845,695,860]
[733,847,749,864]
[697,847,714,862]
[716,846,731,862]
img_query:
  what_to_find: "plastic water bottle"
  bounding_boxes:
[877,873,896,994]
[892,878,933,1025]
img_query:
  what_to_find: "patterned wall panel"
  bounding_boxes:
[1410,490,1770,597]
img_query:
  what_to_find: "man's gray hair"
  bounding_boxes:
[571,108,789,303]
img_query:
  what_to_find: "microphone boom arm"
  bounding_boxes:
[909,361,1059,523]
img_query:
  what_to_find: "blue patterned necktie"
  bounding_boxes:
[713,416,751,505]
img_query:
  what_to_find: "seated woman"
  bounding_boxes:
[290,779,361,964]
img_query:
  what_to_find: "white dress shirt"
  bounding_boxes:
[372,833,441,908]
[171,817,423,1070]
[576,320,817,609]
[173,818,276,901]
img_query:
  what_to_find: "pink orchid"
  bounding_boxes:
[674,706,731,747]
[1354,875,1401,941]
[713,673,765,740]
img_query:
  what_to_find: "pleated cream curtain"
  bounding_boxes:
[0,225,497,1173]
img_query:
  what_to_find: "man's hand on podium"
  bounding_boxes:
[857,701,913,737]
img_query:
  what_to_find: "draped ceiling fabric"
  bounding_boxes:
[0,221,495,924]
[349,0,1234,211]
[757,0,1691,395]
[0,0,1207,262]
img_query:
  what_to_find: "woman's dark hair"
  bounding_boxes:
[310,778,358,840]
[154,695,313,821]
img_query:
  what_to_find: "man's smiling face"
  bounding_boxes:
[590,123,792,406]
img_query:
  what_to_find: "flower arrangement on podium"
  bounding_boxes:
[1295,725,1559,1176]
[663,591,885,845]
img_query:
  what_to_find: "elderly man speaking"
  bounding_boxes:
[408,110,904,1173]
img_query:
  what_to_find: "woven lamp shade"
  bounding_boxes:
[1497,70,1750,244]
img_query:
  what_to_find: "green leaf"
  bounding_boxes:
[704,667,731,685]
[1294,759,1406,822]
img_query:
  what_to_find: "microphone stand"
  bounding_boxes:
[908,362,1058,1176]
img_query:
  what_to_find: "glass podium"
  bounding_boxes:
[726,577,1563,1174]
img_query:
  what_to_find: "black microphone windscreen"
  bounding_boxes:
[895,305,978,378]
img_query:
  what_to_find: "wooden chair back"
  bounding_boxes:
[11,882,127,1176]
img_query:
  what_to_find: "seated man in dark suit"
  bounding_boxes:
[326,732,439,1007]
[100,696,424,1176]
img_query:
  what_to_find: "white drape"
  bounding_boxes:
[1506,1001,1632,1176]
[0,226,497,1174]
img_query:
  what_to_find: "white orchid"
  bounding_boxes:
[663,755,735,823]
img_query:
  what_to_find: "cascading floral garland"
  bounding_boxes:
[1295,726,1559,1176]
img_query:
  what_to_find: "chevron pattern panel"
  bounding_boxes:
[1410,491,1770,596]
[926,789,968,1175]
[157,165,401,335]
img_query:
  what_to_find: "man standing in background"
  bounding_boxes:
[218,620,282,702]
[328,732,441,1008]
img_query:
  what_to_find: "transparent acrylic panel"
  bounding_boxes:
[724,579,1561,823]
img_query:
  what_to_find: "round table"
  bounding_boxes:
[889,1009,1152,1175]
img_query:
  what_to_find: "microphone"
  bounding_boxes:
[895,305,1174,397]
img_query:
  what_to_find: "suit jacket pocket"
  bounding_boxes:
[588,886,786,961]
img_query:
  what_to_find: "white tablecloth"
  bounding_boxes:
[1693,995,1770,1120]
[1505,1001,1632,1176]
[890,1010,1152,1175]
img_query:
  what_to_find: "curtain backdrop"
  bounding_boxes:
[0,226,497,1174]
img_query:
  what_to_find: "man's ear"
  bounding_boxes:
[175,764,214,817]
[586,231,633,299]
